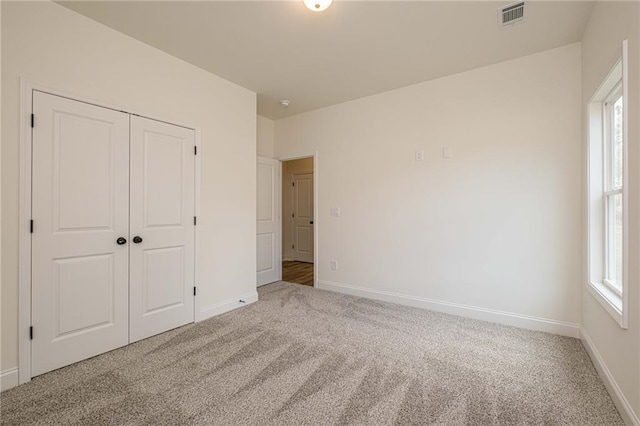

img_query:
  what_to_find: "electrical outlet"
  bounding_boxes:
[331,207,341,217]
[415,150,424,161]
[330,260,338,270]
[442,147,453,159]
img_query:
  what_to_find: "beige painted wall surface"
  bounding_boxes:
[0,0,3,379]
[1,2,257,372]
[275,43,583,324]
[282,157,314,260]
[581,1,640,419]
[257,115,275,158]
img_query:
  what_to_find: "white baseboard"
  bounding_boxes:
[1,368,19,392]
[581,328,640,426]
[317,280,580,338]
[198,291,258,322]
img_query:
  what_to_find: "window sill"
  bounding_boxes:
[587,281,626,329]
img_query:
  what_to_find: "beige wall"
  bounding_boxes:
[282,158,314,260]
[0,0,3,381]
[581,1,640,421]
[257,115,274,158]
[1,2,257,374]
[275,43,583,331]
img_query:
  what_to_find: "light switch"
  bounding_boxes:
[415,150,424,161]
[330,260,338,270]
[442,147,453,159]
[331,207,341,217]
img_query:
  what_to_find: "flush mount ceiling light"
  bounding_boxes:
[279,100,290,108]
[303,0,332,12]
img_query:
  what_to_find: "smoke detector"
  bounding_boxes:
[498,2,525,28]
[279,100,290,108]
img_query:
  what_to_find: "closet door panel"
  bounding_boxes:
[129,116,195,342]
[31,91,130,376]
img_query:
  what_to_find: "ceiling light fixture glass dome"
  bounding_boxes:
[303,0,332,12]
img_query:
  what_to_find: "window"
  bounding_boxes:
[587,43,628,328]
[603,86,623,296]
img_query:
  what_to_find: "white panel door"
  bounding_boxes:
[292,173,314,263]
[129,116,195,343]
[257,157,281,286]
[31,91,130,376]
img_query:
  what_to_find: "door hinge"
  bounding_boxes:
[31,114,34,128]
[30,220,34,233]
[292,182,295,187]
[292,245,295,249]
[193,286,197,296]
[194,216,197,226]
[30,326,33,340]
[194,146,197,155]
[292,213,295,218]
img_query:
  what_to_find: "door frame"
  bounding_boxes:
[276,153,318,288]
[17,78,202,385]
[290,171,314,263]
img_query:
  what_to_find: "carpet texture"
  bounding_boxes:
[1,282,622,425]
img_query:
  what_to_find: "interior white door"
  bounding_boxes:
[31,91,130,376]
[292,173,314,263]
[257,157,282,286]
[129,116,195,343]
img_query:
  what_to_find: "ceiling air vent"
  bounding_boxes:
[499,2,525,28]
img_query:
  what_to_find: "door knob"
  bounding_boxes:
[116,237,127,245]
[133,236,143,244]
[310,221,314,225]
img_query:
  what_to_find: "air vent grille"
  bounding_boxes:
[499,2,525,27]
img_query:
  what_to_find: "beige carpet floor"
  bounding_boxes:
[1,281,622,425]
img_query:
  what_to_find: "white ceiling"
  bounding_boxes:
[59,1,594,119]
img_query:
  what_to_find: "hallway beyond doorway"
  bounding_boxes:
[282,261,313,286]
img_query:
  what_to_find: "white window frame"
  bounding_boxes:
[586,40,629,329]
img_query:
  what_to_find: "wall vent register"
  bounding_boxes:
[499,2,525,27]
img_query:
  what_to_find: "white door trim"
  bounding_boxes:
[276,152,318,288]
[18,78,202,385]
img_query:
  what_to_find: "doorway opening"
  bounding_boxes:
[282,157,314,286]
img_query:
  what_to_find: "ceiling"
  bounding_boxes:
[59,1,594,119]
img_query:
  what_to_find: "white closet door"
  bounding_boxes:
[31,91,130,376]
[129,116,195,343]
